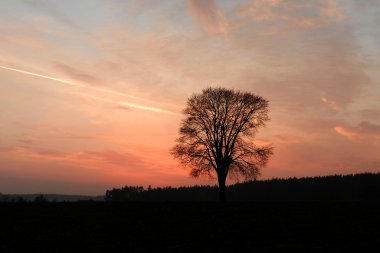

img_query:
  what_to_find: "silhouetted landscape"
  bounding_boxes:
[2,201,380,251]
[1,173,380,251]
[2,173,380,203]
[0,193,104,202]
[105,173,380,201]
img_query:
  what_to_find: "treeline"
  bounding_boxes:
[0,193,104,202]
[105,173,380,201]
[0,193,49,203]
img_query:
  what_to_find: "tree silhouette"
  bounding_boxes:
[171,87,273,201]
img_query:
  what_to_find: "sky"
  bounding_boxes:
[0,0,379,195]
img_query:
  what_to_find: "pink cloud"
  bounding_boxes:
[0,146,24,153]
[358,121,380,135]
[235,0,345,33]
[334,121,380,140]
[187,0,229,34]
[17,136,41,145]
[85,150,144,168]
[321,97,340,112]
[112,105,130,111]
[320,0,345,20]
[274,134,303,144]
[334,126,358,140]
[0,145,146,172]
[54,62,103,86]
[0,146,80,162]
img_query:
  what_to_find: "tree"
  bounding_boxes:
[34,194,48,203]
[171,87,273,201]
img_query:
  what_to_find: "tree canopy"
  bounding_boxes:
[171,87,273,201]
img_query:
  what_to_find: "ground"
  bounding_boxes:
[1,202,379,251]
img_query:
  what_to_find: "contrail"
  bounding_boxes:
[73,92,177,115]
[0,65,84,88]
[0,65,140,100]
[0,65,174,114]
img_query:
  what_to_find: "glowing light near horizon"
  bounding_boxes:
[0,65,175,114]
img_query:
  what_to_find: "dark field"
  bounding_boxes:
[1,202,380,252]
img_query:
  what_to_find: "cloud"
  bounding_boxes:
[334,126,358,140]
[22,0,78,28]
[72,92,177,115]
[0,65,176,114]
[359,109,380,119]
[187,0,229,34]
[0,145,145,169]
[0,145,69,161]
[10,122,97,140]
[321,97,340,112]
[274,134,303,144]
[235,0,344,32]
[358,121,380,134]
[266,135,380,178]
[321,0,345,20]
[86,150,144,168]
[232,19,370,114]
[335,121,380,140]
[54,62,103,86]
[18,136,41,145]
[0,146,23,153]
[112,105,130,111]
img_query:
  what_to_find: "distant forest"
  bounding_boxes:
[105,173,380,201]
[2,173,380,202]
[0,193,103,203]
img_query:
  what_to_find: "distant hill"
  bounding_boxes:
[0,193,104,202]
[105,173,380,201]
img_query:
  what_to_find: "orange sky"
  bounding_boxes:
[1,0,380,195]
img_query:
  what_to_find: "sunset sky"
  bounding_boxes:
[1,0,379,195]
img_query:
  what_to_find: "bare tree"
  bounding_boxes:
[171,87,273,201]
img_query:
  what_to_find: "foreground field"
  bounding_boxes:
[1,202,380,251]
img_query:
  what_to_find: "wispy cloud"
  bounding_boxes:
[187,0,229,34]
[335,121,380,141]
[321,97,340,112]
[72,92,177,115]
[0,65,84,88]
[334,126,358,140]
[235,0,345,32]
[86,150,144,168]
[22,0,78,28]
[0,145,145,169]
[0,65,177,114]
[17,136,41,145]
[112,105,130,111]
[54,62,103,86]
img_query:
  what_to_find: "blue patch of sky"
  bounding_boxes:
[340,0,380,107]
[342,1,380,63]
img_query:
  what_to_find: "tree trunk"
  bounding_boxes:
[217,174,227,202]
